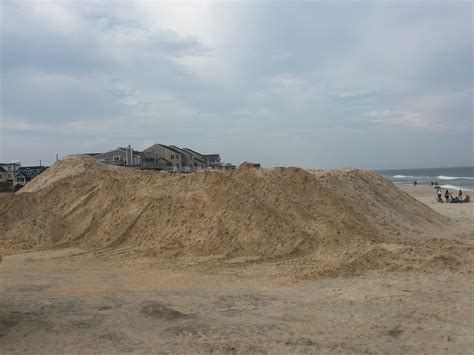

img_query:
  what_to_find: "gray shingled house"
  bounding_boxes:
[182,148,208,170]
[204,154,222,169]
[143,144,183,172]
[93,146,161,170]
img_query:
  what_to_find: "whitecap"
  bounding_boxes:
[437,175,474,180]
[439,184,474,191]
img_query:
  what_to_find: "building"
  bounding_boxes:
[13,166,49,186]
[0,162,21,172]
[92,145,161,170]
[89,143,231,173]
[182,148,208,170]
[143,144,183,172]
[0,167,12,192]
[223,163,237,171]
[0,163,48,191]
[0,167,8,183]
[205,154,222,169]
[93,146,141,166]
[0,162,21,181]
[13,172,27,186]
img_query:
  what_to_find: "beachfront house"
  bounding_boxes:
[0,162,21,172]
[0,162,21,181]
[143,144,183,172]
[88,143,231,173]
[182,148,208,170]
[0,167,12,192]
[13,172,27,186]
[93,146,141,166]
[0,167,8,183]
[205,154,222,169]
[18,166,48,179]
[13,166,48,186]
[91,145,160,170]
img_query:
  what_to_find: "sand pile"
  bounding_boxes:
[2,155,463,275]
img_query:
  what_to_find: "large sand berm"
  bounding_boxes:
[2,155,468,275]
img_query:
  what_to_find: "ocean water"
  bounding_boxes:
[374,166,474,191]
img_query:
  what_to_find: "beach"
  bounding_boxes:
[1,163,473,354]
[401,185,474,227]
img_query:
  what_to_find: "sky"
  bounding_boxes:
[0,0,472,169]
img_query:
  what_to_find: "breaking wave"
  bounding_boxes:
[437,176,474,180]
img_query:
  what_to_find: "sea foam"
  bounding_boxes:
[437,175,474,180]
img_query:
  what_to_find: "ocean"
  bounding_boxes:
[374,166,474,191]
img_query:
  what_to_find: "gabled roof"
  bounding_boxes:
[18,167,39,176]
[144,144,182,156]
[159,144,183,156]
[20,166,48,171]
[0,167,7,173]
[93,148,140,159]
[168,145,190,156]
[183,148,205,158]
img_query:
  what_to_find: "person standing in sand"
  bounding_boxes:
[437,188,442,202]
[445,189,450,202]
[458,189,463,199]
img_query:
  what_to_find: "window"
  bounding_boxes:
[113,156,120,161]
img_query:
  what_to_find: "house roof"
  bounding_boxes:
[158,144,184,156]
[205,154,220,160]
[183,148,205,157]
[117,147,142,155]
[0,167,6,173]
[93,147,142,159]
[168,145,191,155]
[18,167,37,173]
[20,166,48,170]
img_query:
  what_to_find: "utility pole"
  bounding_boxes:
[56,153,59,161]
[40,160,42,167]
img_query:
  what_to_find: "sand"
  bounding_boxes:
[1,155,469,277]
[0,157,473,353]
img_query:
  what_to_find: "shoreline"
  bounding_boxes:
[394,181,473,192]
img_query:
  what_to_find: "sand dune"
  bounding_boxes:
[0,155,469,277]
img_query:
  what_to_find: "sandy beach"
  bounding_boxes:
[401,185,474,227]
[1,163,473,354]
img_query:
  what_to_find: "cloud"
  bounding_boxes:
[1,1,472,168]
[368,110,430,129]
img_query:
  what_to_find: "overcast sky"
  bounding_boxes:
[0,0,472,169]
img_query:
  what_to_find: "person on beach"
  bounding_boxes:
[445,189,450,202]
[459,189,463,199]
[437,189,442,202]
